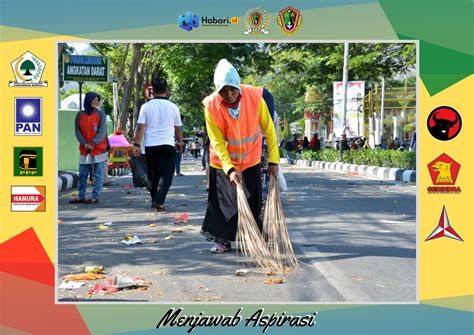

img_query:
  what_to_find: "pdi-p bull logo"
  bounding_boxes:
[427,106,462,141]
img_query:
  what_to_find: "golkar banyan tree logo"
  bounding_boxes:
[427,153,461,194]
[9,51,48,87]
[243,7,270,35]
[277,7,302,35]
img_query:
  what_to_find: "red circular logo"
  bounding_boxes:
[427,106,462,141]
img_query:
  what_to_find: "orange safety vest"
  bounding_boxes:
[78,111,107,156]
[203,84,263,172]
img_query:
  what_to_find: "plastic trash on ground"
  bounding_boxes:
[120,235,142,245]
[112,275,145,289]
[59,281,85,290]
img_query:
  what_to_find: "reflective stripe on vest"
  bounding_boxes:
[225,130,261,146]
[203,84,263,171]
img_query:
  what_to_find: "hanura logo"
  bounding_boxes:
[243,7,270,35]
[14,147,43,177]
[179,11,200,31]
[427,153,461,194]
[9,51,48,87]
[15,97,42,136]
[277,6,302,35]
[11,186,46,212]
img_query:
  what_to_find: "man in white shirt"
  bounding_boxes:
[131,78,182,211]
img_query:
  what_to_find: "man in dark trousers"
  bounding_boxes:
[131,78,182,211]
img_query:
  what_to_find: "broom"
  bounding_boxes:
[263,174,299,270]
[236,184,280,270]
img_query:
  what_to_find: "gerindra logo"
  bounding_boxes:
[15,97,42,136]
[427,153,461,194]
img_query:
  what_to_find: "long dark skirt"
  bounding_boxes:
[201,164,262,244]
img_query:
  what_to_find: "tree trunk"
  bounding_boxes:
[119,43,144,132]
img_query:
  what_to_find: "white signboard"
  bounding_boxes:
[333,81,365,137]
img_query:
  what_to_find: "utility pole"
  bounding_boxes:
[339,42,350,161]
[380,77,385,145]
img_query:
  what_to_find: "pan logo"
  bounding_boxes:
[15,97,42,136]
[427,153,461,194]
[179,11,200,31]
[9,51,48,87]
[427,106,462,141]
[14,147,43,176]
[426,206,462,242]
[11,186,46,212]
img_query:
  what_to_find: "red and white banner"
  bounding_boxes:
[11,186,46,212]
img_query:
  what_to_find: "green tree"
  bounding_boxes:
[20,60,35,76]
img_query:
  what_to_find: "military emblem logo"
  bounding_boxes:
[9,51,48,87]
[244,7,270,35]
[426,206,462,242]
[14,147,43,177]
[277,7,302,35]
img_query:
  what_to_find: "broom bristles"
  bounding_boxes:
[263,175,299,270]
[236,185,280,270]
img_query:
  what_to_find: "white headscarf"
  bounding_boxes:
[213,59,241,94]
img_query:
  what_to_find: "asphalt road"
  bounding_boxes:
[57,158,416,303]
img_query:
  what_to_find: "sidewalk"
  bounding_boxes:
[58,171,79,191]
[281,158,416,182]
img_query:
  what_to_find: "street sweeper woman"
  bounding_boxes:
[200,59,280,253]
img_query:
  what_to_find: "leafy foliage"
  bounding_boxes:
[60,42,415,139]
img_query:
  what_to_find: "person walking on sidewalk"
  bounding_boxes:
[131,78,183,212]
[201,59,280,253]
[69,92,108,204]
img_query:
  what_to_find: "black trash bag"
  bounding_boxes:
[129,154,150,189]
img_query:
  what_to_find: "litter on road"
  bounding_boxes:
[263,278,284,285]
[121,235,142,245]
[64,273,106,281]
[59,281,85,290]
[82,265,104,274]
[173,213,189,224]
[112,275,146,288]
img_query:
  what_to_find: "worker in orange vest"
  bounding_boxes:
[69,92,108,205]
[201,59,280,253]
